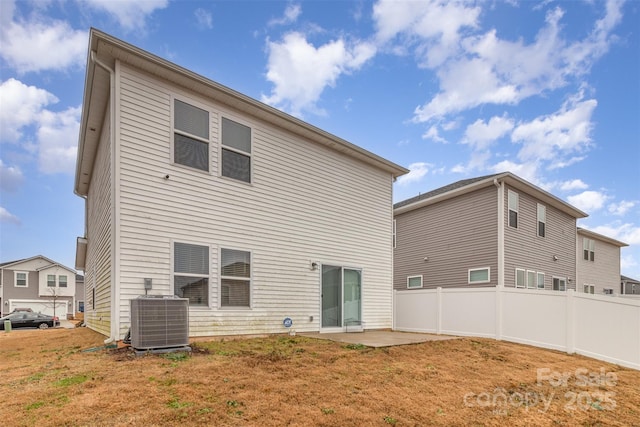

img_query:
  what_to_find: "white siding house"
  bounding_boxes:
[74,29,407,342]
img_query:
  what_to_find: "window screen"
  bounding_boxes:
[221,118,251,183]
[174,99,209,171]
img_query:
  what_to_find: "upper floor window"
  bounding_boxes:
[407,275,423,289]
[15,272,28,287]
[537,204,546,237]
[583,238,595,262]
[508,190,518,228]
[174,242,209,306]
[221,248,251,307]
[174,99,210,172]
[221,117,251,183]
[47,275,56,287]
[59,275,68,288]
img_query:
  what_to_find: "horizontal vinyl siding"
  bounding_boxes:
[85,109,112,336]
[394,186,498,290]
[115,64,394,337]
[503,184,576,290]
[576,235,621,294]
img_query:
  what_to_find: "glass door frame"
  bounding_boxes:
[319,263,363,333]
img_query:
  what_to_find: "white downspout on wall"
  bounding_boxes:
[90,51,119,344]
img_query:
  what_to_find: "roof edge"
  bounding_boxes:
[577,227,628,247]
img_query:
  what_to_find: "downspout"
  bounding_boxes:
[90,51,118,345]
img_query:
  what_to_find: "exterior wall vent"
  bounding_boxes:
[130,296,189,350]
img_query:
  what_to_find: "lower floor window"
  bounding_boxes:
[553,277,566,291]
[603,288,614,295]
[468,267,490,284]
[174,242,209,306]
[407,275,423,289]
[221,248,251,307]
[583,284,595,294]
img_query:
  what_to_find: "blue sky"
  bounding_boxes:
[1,0,639,279]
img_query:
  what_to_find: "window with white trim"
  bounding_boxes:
[15,272,28,287]
[221,117,251,183]
[583,238,595,262]
[174,99,210,172]
[552,277,566,291]
[537,204,546,237]
[583,284,595,294]
[468,267,490,284]
[508,190,518,228]
[392,219,397,249]
[537,272,545,289]
[174,242,209,306]
[221,248,251,307]
[515,268,525,288]
[603,288,613,295]
[59,275,68,288]
[47,274,56,287]
[527,270,537,289]
[407,275,423,289]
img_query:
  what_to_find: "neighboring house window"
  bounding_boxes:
[174,99,210,172]
[59,275,68,288]
[78,301,85,313]
[537,272,545,290]
[221,117,251,183]
[468,267,490,284]
[527,270,537,289]
[552,277,566,291]
[537,204,546,237]
[174,242,209,306]
[221,248,251,307]
[47,274,56,287]
[603,288,613,295]
[515,268,526,288]
[583,284,595,294]
[407,275,423,289]
[508,190,518,228]
[392,219,397,249]
[15,272,28,287]
[583,238,595,261]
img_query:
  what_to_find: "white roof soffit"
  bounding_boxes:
[395,172,589,219]
[74,28,408,196]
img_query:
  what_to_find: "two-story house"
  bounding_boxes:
[393,172,590,292]
[0,255,77,318]
[74,29,407,342]
[576,228,627,295]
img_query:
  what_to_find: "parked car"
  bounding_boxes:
[0,312,59,330]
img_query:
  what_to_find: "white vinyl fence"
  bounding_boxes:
[394,287,640,370]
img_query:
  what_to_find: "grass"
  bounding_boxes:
[1,328,639,426]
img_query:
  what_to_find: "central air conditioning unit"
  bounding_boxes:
[130,296,189,351]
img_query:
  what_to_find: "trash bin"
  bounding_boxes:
[4,320,11,332]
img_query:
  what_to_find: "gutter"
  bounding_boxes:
[89,50,118,345]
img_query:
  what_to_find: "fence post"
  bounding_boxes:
[436,287,442,335]
[566,289,575,354]
[495,285,503,341]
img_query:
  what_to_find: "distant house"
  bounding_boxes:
[621,275,640,295]
[74,29,407,341]
[576,228,627,295]
[0,255,77,318]
[394,172,589,292]
[75,274,85,315]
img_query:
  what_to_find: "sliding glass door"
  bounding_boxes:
[321,265,361,330]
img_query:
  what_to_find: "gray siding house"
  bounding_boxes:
[576,228,627,295]
[74,29,407,342]
[394,173,588,292]
[0,255,77,318]
[621,275,640,295]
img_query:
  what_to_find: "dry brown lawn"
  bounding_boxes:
[1,327,638,426]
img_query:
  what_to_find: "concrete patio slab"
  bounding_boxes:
[299,330,459,348]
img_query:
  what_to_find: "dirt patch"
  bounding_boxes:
[1,328,638,426]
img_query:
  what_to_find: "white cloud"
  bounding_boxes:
[588,222,640,246]
[79,0,168,31]
[0,12,86,73]
[489,160,540,185]
[37,106,81,174]
[463,115,514,150]
[608,200,636,216]
[0,78,58,142]
[422,125,448,143]
[559,179,589,191]
[568,190,608,212]
[262,32,376,116]
[0,159,23,192]
[621,254,637,271]
[409,2,623,122]
[194,8,213,30]
[0,206,20,225]
[269,4,302,26]
[396,162,432,185]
